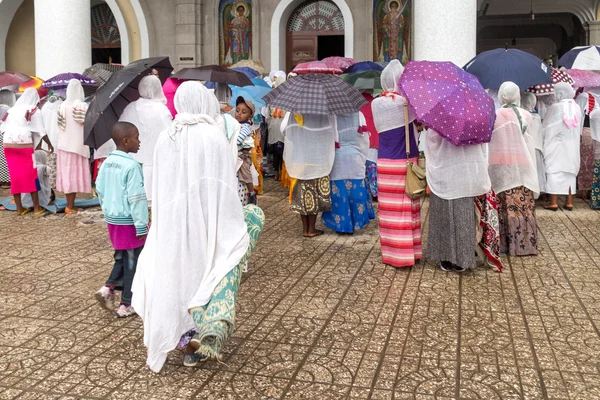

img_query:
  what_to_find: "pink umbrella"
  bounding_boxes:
[321,56,356,71]
[399,60,496,146]
[567,69,600,88]
[292,61,343,75]
[163,77,184,117]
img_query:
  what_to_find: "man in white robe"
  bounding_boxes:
[131,81,249,373]
[543,82,583,210]
[119,75,172,201]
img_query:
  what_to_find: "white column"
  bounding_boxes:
[34,0,91,79]
[414,0,477,67]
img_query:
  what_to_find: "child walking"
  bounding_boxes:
[235,96,257,205]
[95,122,148,318]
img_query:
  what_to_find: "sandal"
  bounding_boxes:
[19,208,32,216]
[543,205,559,211]
[304,230,325,238]
[34,209,46,216]
[65,207,79,215]
[564,205,574,211]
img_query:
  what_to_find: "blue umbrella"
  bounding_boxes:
[344,61,384,74]
[558,46,600,70]
[464,48,552,91]
[251,78,271,88]
[229,84,272,112]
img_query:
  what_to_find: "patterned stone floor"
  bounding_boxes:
[2,180,600,399]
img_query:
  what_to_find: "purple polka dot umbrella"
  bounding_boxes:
[398,61,496,147]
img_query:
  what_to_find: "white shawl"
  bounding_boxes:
[131,82,249,372]
[543,99,583,176]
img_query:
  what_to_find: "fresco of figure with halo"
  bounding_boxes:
[219,0,252,66]
[373,0,411,64]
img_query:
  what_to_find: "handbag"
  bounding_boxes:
[403,101,426,199]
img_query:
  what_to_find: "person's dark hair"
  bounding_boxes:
[111,121,138,143]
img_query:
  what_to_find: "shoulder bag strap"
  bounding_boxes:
[404,99,410,160]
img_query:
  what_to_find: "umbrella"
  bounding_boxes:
[526,68,574,96]
[559,46,600,70]
[464,48,552,91]
[344,61,384,74]
[205,67,260,89]
[251,77,271,88]
[230,59,265,75]
[84,56,174,149]
[292,61,343,75]
[399,61,496,146]
[83,63,124,86]
[173,65,253,86]
[321,56,356,71]
[19,76,48,97]
[163,77,185,118]
[567,69,600,88]
[229,84,272,111]
[263,74,367,115]
[0,71,32,88]
[340,70,382,91]
[41,72,97,89]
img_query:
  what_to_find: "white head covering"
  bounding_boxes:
[521,92,537,112]
[139,75,167,104]
[1,88,45,143]
[0,89,16,107]
[381,59,404,92]
[62,79,85,107]
[57,80,89,157]
[269,70,286,88]
[498,81,521,106]
[554,82,575,101]
[131,77,249,373]
[424,129,491,200]
[13,87,39,110]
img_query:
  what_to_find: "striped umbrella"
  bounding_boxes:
[559,46,600,70]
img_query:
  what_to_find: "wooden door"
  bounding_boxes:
[286,32,317,72]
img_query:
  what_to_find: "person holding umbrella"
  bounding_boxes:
[489,82,539,256]
[118,75,172,202]
[57,79,92,214]
[543,82,583,211]
[371,60,422,268]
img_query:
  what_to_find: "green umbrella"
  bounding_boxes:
[340,70,382,91]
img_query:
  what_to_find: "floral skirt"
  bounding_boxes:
[591,160,600,209]
[290,176,332,216]
[365,160,378,198]
[322,179,375,233]
[497,187,538,256]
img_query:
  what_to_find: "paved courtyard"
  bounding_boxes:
[2,181,600,399]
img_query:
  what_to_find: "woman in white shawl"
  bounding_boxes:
[543,82,583,211]
[0,89,16,186]
[56,79,91,214]
[489,82,539,256]
[119,75,172,201]
[521,92,545,193]
[131,81,249,373]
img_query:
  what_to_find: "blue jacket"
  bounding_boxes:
[96,150,149,236]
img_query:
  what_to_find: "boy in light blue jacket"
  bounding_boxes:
[95,122,148,318]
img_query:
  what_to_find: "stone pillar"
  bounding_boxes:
[34,0,91,79]
[413,0,477,67]
[175,0,202,70]
[588,21,600,46]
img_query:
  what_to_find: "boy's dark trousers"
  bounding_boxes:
[106,247,143,305]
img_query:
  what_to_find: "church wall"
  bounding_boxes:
[6,0,35,76]
[144,0,177,65]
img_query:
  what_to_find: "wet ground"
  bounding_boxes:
[1,181,600,399]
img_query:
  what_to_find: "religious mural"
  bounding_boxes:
[219,0,252,66]
[373,0,411,64]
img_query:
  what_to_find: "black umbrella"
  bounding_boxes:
[84,57,173,149]
[172,65,253,87]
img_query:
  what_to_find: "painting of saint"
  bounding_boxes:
[374,0,411,64]
[219,0,252,66]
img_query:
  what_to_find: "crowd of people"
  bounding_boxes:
[0,58,595,372]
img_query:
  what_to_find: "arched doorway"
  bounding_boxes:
[286,0,345,71]
[91,3,122,64]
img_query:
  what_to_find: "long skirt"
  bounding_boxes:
[365,160,378,198]
[0,132,9,183]
[4,147,38,195]
[179,205,265,359]
[322,179,375,233]
[578,127,595,191]
[475,192,503,272]
[251,131,264,195]
[56,150,91,194]
[497,187,538,256]
[591,160,600,209]
[290,176,332,216]
[427,194,476,270]
[377,158,422,268]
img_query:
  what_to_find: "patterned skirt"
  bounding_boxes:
[497,187,538,256]
[427,194,476,270]
[377,158,422,268]
[475,191,503,272]
[0,131,9,183]
[365,160,378,198]
[322,179,375,233]
[591,160,600,209]
[290,176,332,216]
[578,127,595,191]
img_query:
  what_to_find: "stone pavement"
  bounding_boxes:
[2,181,600,399]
